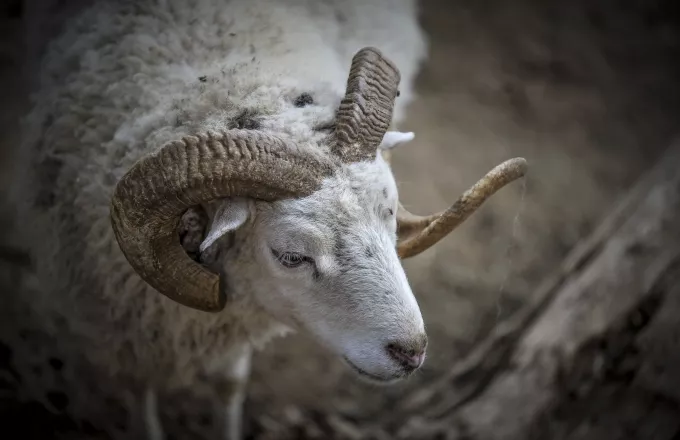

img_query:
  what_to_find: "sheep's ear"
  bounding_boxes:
[200,197,251,253]
[379,131,415,150]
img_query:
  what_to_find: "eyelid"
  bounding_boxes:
[270,248,315,268]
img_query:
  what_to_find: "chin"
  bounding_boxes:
[342,356,408,386]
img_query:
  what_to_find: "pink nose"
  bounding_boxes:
[386,340,427,371]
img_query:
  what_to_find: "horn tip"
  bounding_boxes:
[502,157,529,178]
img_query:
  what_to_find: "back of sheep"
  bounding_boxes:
[6,0,428,434]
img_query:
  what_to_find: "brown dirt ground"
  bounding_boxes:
[1,0,680,438]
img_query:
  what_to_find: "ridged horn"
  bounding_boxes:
[110,130,334,312]
[333,47,401,162]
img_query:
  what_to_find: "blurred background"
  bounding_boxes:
[1,0,680,438]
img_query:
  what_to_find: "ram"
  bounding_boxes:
[7,0,526,438]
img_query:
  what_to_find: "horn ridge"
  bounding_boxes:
[111,130,335,312]
[333,47,402,162]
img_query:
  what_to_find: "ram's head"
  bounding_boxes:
[110,47,526,383]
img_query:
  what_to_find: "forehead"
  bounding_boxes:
[282,154,398,222]
[340,155,399,208]
[266,156,400,265]
[270,155,398,231]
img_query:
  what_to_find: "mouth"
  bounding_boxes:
[342,357,407,384]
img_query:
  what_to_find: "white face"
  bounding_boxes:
[200,135,426,383]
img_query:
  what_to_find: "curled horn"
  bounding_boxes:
[110,131,334,312]
[333,47,401,162]
[392,156,528,259]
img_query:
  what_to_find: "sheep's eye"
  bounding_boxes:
[271,249,309,268]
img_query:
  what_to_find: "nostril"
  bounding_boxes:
[386,342,426,370]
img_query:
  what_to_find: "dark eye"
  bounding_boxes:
[271,249,310,268]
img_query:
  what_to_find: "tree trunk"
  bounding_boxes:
[388,141,680,440]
